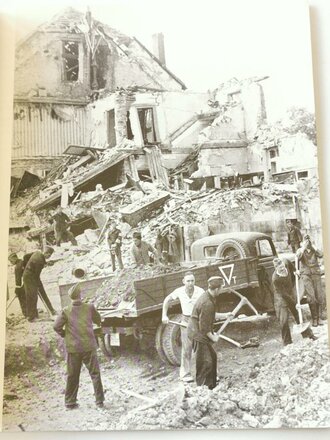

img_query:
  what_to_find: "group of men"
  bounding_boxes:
[161,232,326,390]
[8,247,57,322]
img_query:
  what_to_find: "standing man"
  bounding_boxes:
[52,206,77,247]
[296,234,325,326]
[131,232,159,266]
[286,220,302,253]
[23,246,56,321]
[272,257,316,345]
[53,283,105,409]
[107,220,124,272]
[187,276,233,390]
[8,253,27,317]
[162,272,204,383]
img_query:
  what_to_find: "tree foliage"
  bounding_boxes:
[275,107,317,145]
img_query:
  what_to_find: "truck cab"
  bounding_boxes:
[191,232,295,313]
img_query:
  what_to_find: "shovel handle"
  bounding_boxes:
[295,256,303,325]
[216,297,247,335]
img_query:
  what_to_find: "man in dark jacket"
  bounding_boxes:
[107,221,124,272]
[53,283,105,409]
[8,253,28,317]
[23,246,56,321]
[272,257,316,345]
[286,220,302,253]
[187,276,232,390]
[52,206,77,247]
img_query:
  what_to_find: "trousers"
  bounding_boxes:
[65,350,104,407]
[110,247,124,271]
[274,292,314,345]
[180,315,193,379]
[194,340,217,390]
[15,286,27,317]
[23,274,55,319]
[301,273,324,305]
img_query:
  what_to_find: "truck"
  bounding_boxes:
[59,231,294,365]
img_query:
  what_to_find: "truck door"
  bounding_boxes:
[255,237,277,312]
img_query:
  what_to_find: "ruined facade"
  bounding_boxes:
[12,7,186,178]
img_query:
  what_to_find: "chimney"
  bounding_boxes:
[152,33,166,66]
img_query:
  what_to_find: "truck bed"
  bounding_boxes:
[58,257,259,319]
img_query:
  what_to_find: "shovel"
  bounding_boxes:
[293,256,312,335]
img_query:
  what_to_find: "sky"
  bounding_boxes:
[3,0,316,122]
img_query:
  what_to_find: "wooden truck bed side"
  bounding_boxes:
[134,257,259,316]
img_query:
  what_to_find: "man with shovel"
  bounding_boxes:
[296,234,326,326]
[272,257,316,346]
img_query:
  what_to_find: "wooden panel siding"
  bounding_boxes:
[12,102,87,158]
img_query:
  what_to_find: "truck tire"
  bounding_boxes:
[155,323,171,364]
[216,238,249,260]
[161,314,182,366]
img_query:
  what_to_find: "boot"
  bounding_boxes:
[301,327,317,341]
[317,304,324,326]
[309,303,318,327]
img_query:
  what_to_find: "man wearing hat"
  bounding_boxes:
[296,235,325,326]
[8,253,28,317]
[23,246,56,322]
[187,276,233,390]
[53,283,105,409]
[272,257,316,345]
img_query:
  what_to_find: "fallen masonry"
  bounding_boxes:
[117,328,330,429]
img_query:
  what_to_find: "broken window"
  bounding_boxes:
[63,41,79,82]
[297,171,308,180]
[269,147,279,159]
[137,108,157,145]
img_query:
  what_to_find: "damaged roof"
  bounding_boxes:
[16,7,187,91]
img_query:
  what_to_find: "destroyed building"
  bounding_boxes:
[12,7,187,182]
[8,7,323,283]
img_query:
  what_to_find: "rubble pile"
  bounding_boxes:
[118,331,330,429]
[92,264,182,308]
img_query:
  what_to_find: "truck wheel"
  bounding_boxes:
[155,323,171,364]
[216,239,249,260]
[161,314,182,366]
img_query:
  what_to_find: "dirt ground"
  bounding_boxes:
[2,278,330,431]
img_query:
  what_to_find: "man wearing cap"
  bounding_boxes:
[187,276,233,390]
[131,232,159,266]
[286,220,302,253]
[53,283,105,409]
[296,235,325,326]
[51,206,77,247]
[272,257,316,345]
[162,272,204,383]
[8,253,28,317]
[23,247,56,322]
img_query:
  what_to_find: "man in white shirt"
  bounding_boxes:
[162,272,204,382]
